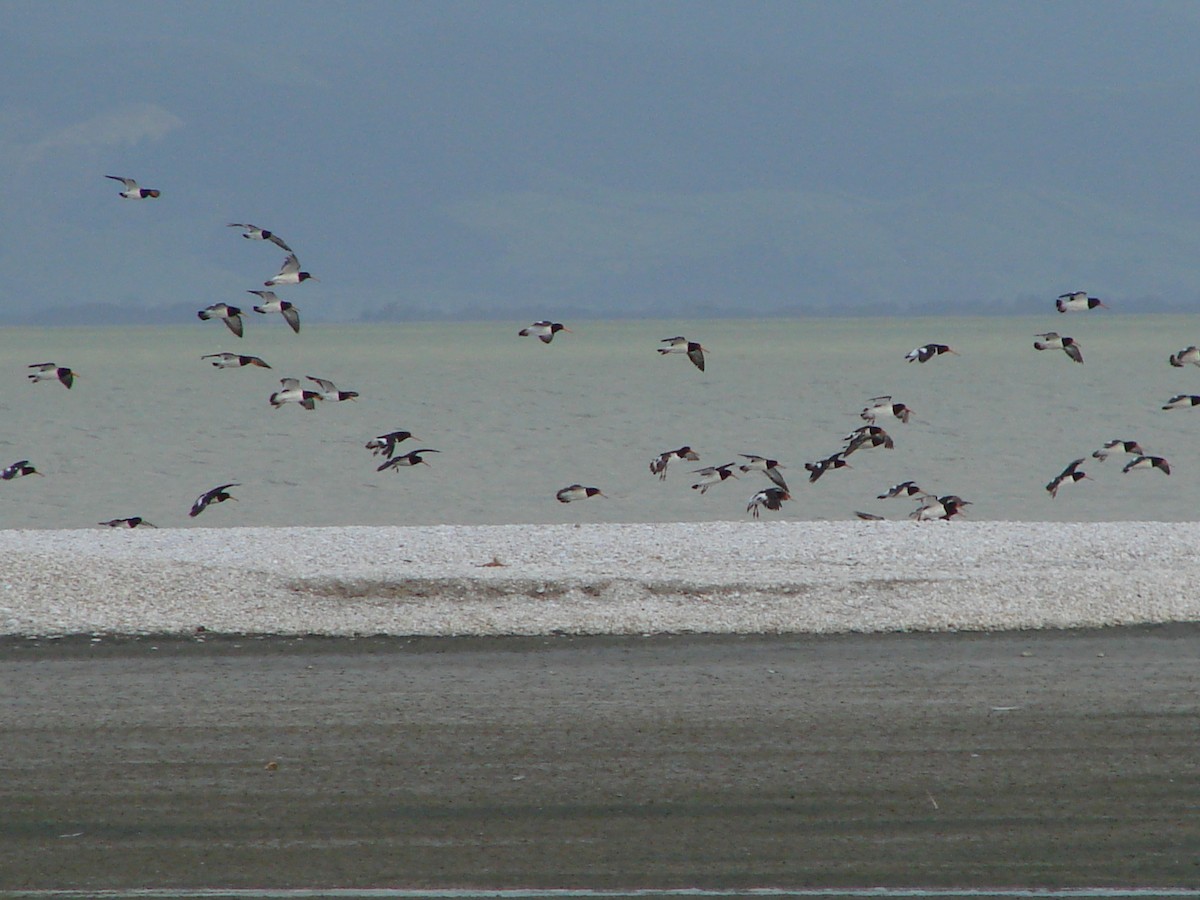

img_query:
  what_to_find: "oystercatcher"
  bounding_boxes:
[189,483,239,517]
[198,303,245,338]
[650,446,700,480]
[27,363,78,388]
[1056,291,1108,313]
[519,321,572,343]
[556,484,605,502]
[228,223,292,252]
[658,337,706,371]
[248,291,300,333]
[1034,332,1083,364]
[106,175,160,199]
[264,253,317,286]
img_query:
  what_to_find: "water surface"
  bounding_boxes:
[1,315,1196,528]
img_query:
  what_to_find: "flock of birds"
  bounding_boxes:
[4,179,1194,528]
[500,289,1187,523]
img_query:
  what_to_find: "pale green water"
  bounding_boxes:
[1,315,1196,528]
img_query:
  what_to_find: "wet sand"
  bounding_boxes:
[3,626,1199,891]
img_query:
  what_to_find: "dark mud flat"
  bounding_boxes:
[2,627,1199,891]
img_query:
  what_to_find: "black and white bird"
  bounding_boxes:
[365,431,418,458]
[248,290,300,333]
[269,377,322,410]
[738,454,789,491]
[658,337,707,371]
[198,303,245,338]
[1162,394,1200,410]
[556,484,605,502]
[377,449,439,471]
[99,516,157,528]
[518,321,572,343]
[842,425,894,455]
[650,446,700,480]
[905,343,958,363]
[106,175,160,199]
[1046,458,1089,498]
[1169,346,1200,368]
[805,453,851,483]
[690,463,738,494]
[860,396,912,424]
[27,363,78,388]
[746,487,790,518]
[227,223,292,252]
[1122,455,1170,475]
[1034,332,1083,364]
[202,352,271,369]
[1092,440,1145,461]
[264,253,317,286]
[877,480,923,499]
[189,483,239,517]
[910,494,971,521]
[1056,291,1108,313]
[306,376,358,402]
[1,460,41,480]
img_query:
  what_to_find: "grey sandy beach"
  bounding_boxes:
[2,523,1199,892]
[4,629,1200,893]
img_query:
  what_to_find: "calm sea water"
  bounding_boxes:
[1,315,1197,529]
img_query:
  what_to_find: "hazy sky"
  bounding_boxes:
[3,1,1200,324]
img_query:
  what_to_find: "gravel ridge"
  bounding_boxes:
[2,522,1197,637]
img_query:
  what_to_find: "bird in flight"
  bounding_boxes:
[106,175,160,199]
[228,223,292,252]
[189,483,239,517]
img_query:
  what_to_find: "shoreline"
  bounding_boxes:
[3,521,1199,636]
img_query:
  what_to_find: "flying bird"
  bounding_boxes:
[805,453,851,483]
[556,484,605,502]
[842,425,894,455]
[106,175,160,199]
[690,463,738,494]
[189,483,239,517]
[198,303,245,338]
[365,431,418,458]
[248,291,300,333]
[227,223,293,252]
[658,337,707,371]
[377,449,440,471]
[1034,332,1083,364]
[518,321,572,343]
[1046,458,1089,498]
[1122,455,1171,475]
[910,494,972,521]
[264,253,317,286]
[877,481,923,499]
[269,377,322,410]
[746,487,790,518]
[860,396,912,424]
[1,460,41,480]
[306,376,358,402]
[202,352,271,369]
[1056,291,1108,313]
[650,446,700,480]
[99,517,157,528]
[1162,394,1200,410]
[27,363,78,388]
[1169,346,1200,368]
[905,343,958,363]
[738,454,789,491]
[1092,440,1145,461]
